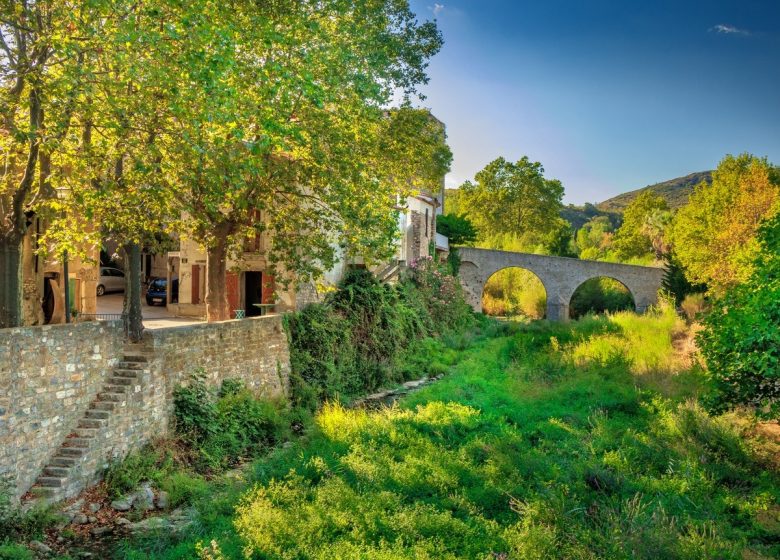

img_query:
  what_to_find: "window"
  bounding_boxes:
[425,208,429,236]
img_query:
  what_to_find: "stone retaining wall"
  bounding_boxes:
[117,316,290,447]
[0,321,124,497]
[0,315,290,499]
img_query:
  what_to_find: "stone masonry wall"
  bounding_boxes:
[0,315,290,500]
[0,321,124,497]
[138,315,290,434]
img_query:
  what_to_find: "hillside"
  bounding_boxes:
[560,203,621,231]
[597,171,712,212]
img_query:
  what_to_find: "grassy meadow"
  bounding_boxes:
[117,306,780,559]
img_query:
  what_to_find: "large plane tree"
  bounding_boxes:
[154,0,450,321]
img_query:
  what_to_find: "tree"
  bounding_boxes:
[668,153,779,294]
[0,0,89,328]
[543,218,576,257]
[436,214,477,246]
[436,213,477,274]
[457,156,565,249]
[641,207,673,258]
[611,191,668,261]
[154,0,446,321]
[699,212,780,416]
[575,216,613,260]
[661,253,706,305]
[39,0,176,340]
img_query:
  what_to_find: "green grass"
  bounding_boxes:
[118,307,780,559]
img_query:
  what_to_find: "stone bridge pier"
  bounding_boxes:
[457,248,666,321]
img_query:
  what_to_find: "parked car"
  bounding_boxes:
[146,277,178,306]
[97,267,125,296]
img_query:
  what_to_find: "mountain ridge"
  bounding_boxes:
[596,171,712,212]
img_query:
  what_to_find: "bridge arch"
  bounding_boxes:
[482,266,548,318]
[457,248,665,322]
[568,276,636,319]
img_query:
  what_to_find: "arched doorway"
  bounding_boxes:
[482,267,547,319]
[569,277,635,319]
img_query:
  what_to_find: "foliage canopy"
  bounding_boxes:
[699,213,780,417]
[669,153,779,294]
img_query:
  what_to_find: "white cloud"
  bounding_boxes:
[432,3,445,16]
[709,24,751,36]
[445,174,465,189]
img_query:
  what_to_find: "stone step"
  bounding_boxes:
[78,418,106,429]
[102,384,129,394]
[91,401,117,411]
[122,354,149,363]
[97,392,126,403]
[63,438,92,449]
[114,369,141,378]
[58,447,87,457]
[43,466,70,478]
[107,376,134,386]
[117,361,144,370]
[32,486,57,499]
[51,456,78,467]
[37,477,65,488]
[75,427,99,439]
[85,409,110,420]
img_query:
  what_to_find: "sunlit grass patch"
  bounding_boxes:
[567,303,688,375]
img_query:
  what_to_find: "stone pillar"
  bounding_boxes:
[546,301,570,322]
[457,261,484,312]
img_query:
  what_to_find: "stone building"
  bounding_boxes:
[378,113,449,278]
[166,231,298,319]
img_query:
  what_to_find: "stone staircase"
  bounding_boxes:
[376,260,403,283]
[32,347,151,502]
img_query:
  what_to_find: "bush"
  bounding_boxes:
[0,480,59,548]
[680,293,709,321]
[482,268,546,319]
[699,213,780,417]
[285,264,474,408]
[159,471,210,509]
[104,444,178,499]
[0,543,33,560]
[172,377,291,472]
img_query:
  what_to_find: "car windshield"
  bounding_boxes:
[150,279,167,290]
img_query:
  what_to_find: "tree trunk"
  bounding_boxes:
[0,237,22,329]
[205,235,230,322]
[123,243,144,342]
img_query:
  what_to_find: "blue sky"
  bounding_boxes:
[409,0,780,204]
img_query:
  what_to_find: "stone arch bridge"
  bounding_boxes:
[458,247,665,321]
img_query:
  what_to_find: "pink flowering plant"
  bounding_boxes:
[407,256,473,328]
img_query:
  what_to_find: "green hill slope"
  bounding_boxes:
[597,171,712,212]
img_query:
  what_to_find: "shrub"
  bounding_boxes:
[482,268,546,319]
[104,444,178,499]
[699,212,780,417]
[172,369,218,444]
[172,377,291,472]
[0,480,59,548]
[285,264,474,407]
[0,543,33,560]
[159,471,209,509]
[680,293,709,321]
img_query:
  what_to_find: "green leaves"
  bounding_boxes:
[668,153,780,294]
[456,156,565,249]
[700,213,780,417]
[611,191,669,261]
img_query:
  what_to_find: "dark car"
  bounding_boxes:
[146,277,178,306]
